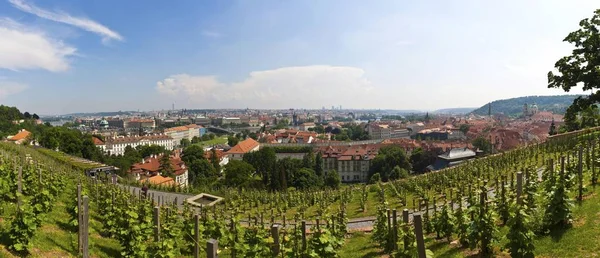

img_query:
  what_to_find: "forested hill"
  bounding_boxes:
[471,95,584,116]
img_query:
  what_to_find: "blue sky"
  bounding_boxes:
[0,0,595,115]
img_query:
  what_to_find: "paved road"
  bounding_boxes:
[118,167,545,231]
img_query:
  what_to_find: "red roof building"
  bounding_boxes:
[129,152,188,187]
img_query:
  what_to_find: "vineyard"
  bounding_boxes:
[0,127,600,257]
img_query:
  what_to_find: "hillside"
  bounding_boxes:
[471,95,583,116]
[432,107,476,114]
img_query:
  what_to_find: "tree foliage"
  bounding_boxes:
[370,146,411,181]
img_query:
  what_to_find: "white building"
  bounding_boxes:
[96,134,174,156]
[164,124,201,146]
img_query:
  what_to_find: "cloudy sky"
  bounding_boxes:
[0,0,595,115]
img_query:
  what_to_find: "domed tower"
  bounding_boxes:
[100,118,109,129]
[531,103,539,115]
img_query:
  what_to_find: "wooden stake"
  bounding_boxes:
[153,207,160,242]
[414,214,426,258]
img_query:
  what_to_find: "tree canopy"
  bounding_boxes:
[369,145,411,181]
[548,9,600,131]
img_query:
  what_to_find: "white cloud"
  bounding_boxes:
[9,0,123,43]
[156,65,374,108]
[0,18,76,72]
[0,81,27,99]
[201,30,222,38]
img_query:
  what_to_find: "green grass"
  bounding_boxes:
[338,232,384,258]
[192,137,228,148]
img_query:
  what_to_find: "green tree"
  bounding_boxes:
[137,145,166,158]
[243,147,277,189]
[324,170,341,189]
[180,138,191,148]
[410,147,437,173]
[224,160,255,188]
[189,159,217,186]
[548,9,600,126]
[314,152,324,177]
[159,153,174,177]
[291,168,322,190]
[210,148,221,173]
[181,145,204,165]
[369,145,411,181]
[459,124,471,135]
[227,136,239,147]
[191,136,201,144]
[32,113,39,120]
[472,137,492,154]
[389,165,409,181]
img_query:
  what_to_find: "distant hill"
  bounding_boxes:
[471,95,584,116]
[433,107,476,114]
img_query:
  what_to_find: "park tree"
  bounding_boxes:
[210,148,221,173]
[181,145,204,165]
[23,112,31,119]
[473,137,492,154]
[548,9,600,129]
[227,136,239,147]
[191,136,201,144]
[32,113,39,120]
[410,147,437,173]
[180,138,191,148]
[459,124,471,135]
[369,145,411,181]
[159,153,174,177]
[224,160,255,188]
[189,159,217,186]
[314,152,324,177]
[324,170,341,189]
[243,147,277,188]
[291,168,322,190]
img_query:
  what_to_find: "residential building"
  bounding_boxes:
[129,152,188,187]
[226,138,260,160]
[106,118,124,129]
[204,149,229,170]
[299,122,315,131]
[194,116,211,125]
[390,128,411,139]
[368,124,391,139]
[318,144,380,183]
[126,118,156,129]
[7,129,31,145]
[164,124,201,146]
[407,123,425,136]
[96,134,174,156]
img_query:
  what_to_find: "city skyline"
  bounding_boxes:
[0,0,594,114]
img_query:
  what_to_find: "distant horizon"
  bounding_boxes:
[32,93,584,117]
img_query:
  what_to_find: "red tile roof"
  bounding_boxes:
[227,138,259,154]
[92,137,104,145]
[9,130,30,141]
[129,154,187,177]
[204,149,226,160]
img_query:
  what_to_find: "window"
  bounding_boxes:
[353,175,359,180]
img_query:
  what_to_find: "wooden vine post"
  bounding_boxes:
[402,209,409,250]
[516,172,523,205]
[271,224,280,256]
[578,146,584,202]
[153,207,160,242]
[413,214,426,258]
[77,184,83,254]
[82,196,89,258]
[207,239,218,258]
[194,214,200,258]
